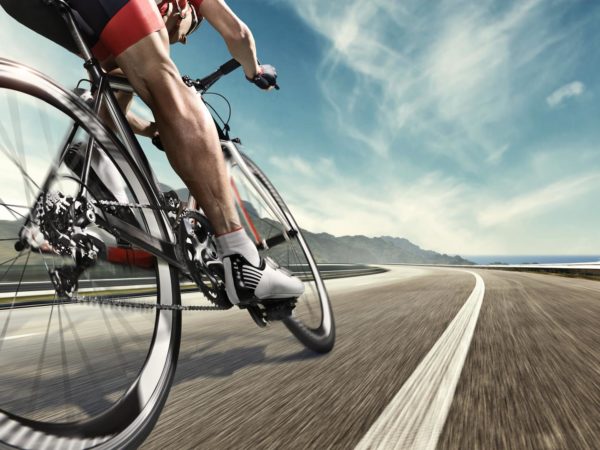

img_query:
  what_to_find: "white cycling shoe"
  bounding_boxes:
[223,253,304,305]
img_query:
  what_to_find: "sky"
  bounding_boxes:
[1,0,600,256]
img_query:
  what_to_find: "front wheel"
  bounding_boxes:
[229,151,335,353]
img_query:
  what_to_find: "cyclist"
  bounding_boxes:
[0,0,304,304]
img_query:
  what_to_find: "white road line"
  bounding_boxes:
[355,271,485,450]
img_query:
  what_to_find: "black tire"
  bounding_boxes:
[236,153,335,353]
[0,59,181,449]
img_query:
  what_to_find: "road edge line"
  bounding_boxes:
[355,270,485,450]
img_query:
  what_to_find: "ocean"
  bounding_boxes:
[464,255,600,265]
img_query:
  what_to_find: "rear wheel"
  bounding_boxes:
[229,151,335,353]
[0,60,180,449]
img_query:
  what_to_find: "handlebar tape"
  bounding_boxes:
[219,59,241,75]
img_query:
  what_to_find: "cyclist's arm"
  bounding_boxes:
[101,69,158,138]
[197,0,261,79]
[123,99,158,138]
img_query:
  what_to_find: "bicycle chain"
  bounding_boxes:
[96,199,193,227]
[69,295,229,311]
[73,199,230,312]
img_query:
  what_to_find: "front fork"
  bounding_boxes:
[220,140,295,250]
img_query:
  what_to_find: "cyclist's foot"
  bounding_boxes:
[217,227,304,304]
[223,253,305,304]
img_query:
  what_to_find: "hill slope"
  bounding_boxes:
[1,214,472,265]
[303,232,472,265]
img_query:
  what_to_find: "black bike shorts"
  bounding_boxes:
[0,0,164,61]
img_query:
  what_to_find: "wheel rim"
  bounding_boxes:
[0,62,179,448]
[229,153,333,338]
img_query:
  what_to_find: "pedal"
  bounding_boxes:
[245,299,296,327]
[247,304,269,327]
[264,299,296,321]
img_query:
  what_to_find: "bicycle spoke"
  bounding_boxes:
[0,202,30,209]
[57,306,74,420]
[0,250,33,351]
[0,201,28,220]
[63,307,107,400]
[0,252,26,268]
[0,251,22,350]
[7,92,38,206]
[114,309,146,351]
[100,307,132,379]
[0,108,15,159]
[0,251,24,294]
[39,106,56,159]
[0,144,41,193]
[12,250,31,303]
[30,298,57,409]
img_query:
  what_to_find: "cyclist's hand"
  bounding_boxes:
[247,65,279,91]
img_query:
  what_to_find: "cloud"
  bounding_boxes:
[268,155,315,177]
[546,81,585,108]
[487,144,509,164]
[250,140,600,255]
[257,151,487,254]
[477,174,599,227]
[275,0,580,169]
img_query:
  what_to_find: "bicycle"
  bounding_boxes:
[0,1,335,448]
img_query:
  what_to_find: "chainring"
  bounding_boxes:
[178,210,231,309]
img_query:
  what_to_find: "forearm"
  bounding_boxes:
[199,0,260,79]
[224,22,260,79]
[126,111,157,138]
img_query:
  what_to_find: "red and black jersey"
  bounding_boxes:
[0,0,203,61]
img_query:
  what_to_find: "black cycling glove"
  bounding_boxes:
[247,64,279,90]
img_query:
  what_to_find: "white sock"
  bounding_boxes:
[216,228,260,266]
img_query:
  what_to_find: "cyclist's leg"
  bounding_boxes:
[70,0,302,301]
[114,32,243,235]
[113,34,303,302]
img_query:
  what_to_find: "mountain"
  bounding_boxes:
[1,207,472,265]
[137,190,473,265]
[302,232,473,265]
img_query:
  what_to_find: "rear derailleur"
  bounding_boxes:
[18,193,105,298]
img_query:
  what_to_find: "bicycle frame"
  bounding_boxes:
[36,0,183,269]
[36,0,295,271]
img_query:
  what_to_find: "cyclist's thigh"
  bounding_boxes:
[68,0,165,61]
[113,30,176,108]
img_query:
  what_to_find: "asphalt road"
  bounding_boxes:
[438,269,600,450]
[140,267,600,450]
[1,266,599,449]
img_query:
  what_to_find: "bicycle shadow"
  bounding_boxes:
[173,344,321,383]
[0,338,322,419]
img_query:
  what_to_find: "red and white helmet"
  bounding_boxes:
[156,0,204,38]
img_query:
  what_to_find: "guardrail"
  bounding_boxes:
[467,263,600,281]
[392,262,600,281]
[318,264,388,280]
[0,264,388,308]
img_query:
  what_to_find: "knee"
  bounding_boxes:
[131,58,185,109]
